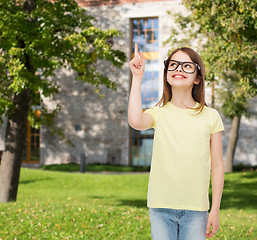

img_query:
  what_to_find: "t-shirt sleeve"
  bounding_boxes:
[211,109,224,134]
[144,106,159,129]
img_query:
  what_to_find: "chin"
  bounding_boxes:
[169,82,193,90]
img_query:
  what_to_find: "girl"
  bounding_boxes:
[128,43,224,240]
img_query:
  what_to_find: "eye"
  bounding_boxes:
[184,63,193,69]
[170,62,177,67]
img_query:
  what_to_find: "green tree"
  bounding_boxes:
[165,0,257,172]
[0,0,126,202]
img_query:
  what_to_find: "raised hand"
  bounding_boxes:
[129,43,145,77]
[128,43,153,130]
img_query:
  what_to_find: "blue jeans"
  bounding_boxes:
[149,208,208,240]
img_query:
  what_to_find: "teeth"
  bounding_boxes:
[173,75,184,79]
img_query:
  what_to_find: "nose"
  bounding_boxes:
[176,63,183,72]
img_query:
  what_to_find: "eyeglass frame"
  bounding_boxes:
[164,59,200,74]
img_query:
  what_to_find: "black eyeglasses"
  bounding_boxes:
[164,60,200,74]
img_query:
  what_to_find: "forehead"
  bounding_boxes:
[170,51,192,62]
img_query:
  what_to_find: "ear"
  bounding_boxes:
[194,76,201,85]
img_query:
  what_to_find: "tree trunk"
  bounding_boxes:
[0,90,30,202]
[224,116,241,173]
[0,0,36,202]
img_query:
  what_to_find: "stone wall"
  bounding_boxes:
[41,68,129,165]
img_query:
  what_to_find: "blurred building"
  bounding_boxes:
[0,0,256,167]
[41,0,177,167]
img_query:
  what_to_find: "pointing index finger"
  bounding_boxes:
[134,43,139,56]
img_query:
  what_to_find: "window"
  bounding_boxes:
[130,18,159,166]
[132,18,159,108]
[22,121,40,163]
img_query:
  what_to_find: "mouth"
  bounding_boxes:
[172,74,186,79]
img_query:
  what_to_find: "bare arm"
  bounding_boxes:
[205,131,224,238]
[128,43,153,130]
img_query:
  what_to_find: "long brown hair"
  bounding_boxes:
[156,47,206,113]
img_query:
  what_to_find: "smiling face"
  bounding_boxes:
[166,51,200,89]
[159,47,205,111]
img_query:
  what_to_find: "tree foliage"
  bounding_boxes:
[0,0,126,129]
[0,0,126,202]
[165,0,257,172]
[165,0,257,118]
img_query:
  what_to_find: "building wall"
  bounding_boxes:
[41,66,130,165]
[41,0,184,165]
[0,0,256,167]
[40,0,257,167]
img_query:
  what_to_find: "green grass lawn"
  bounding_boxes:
[0,169,256,239]
[40,163,150,173]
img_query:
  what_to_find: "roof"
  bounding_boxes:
[76,0,169,7]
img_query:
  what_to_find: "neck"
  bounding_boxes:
[170,88,196,109]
